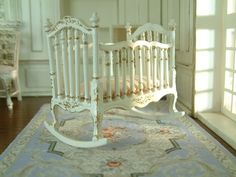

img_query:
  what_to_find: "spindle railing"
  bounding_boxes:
[100,40,173,101]
[44,16,180,148]
[46,16,98,103]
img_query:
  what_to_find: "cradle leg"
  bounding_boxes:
[167,93,185,117]
[50,104,60,129]
[44,106,107,148]
[167,93,178,113]
[91,110,103,141]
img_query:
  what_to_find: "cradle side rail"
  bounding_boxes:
[126,21,176,89]
[99,39,174,104]
[100,21,182,115]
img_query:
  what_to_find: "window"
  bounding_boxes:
[227,0,236,14]
[222,1,236,121]
[195,29,215,112]
[197,0,216,16]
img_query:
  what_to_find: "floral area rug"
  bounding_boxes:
[0,103,236,177]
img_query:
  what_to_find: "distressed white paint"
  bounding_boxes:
[45,14,183,147]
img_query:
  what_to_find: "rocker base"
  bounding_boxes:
[131,107,185,120]
[44,121,108,148]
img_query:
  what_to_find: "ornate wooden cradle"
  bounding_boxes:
[44,13,184,148]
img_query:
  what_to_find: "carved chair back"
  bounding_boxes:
[0,29,21,109]
[0,30,20,69]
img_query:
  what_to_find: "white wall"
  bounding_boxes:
[19,0,60,96]
[18,0,163,96]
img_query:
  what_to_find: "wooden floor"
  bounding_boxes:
[0,96,235,156]
[0,96,50,154]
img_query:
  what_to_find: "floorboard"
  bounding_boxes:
[0,96,50,154]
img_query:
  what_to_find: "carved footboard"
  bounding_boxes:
[44,14,108,148]
[100,21,179,111]
[100,41,171,91]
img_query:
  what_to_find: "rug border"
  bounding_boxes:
[0,104,235,176]
[0,104,49,175]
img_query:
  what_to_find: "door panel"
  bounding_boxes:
[162,0,195,114]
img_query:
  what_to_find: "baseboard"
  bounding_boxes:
[21,91,51,96]
[176,101,193,116]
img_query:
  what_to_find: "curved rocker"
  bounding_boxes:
[44,121,107,148]
[131,107,185,120]
[130,93,185,120]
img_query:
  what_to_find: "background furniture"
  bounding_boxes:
[0,29,22,109]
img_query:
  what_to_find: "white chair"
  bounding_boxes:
[0,30,22,110]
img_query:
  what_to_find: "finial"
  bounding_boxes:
[168,19,176,31]
[125,23,132,32]
[45,18,53,32]
[90,12,99,28]
[126,22,132,40]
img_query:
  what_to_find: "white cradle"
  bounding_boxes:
[44,13,184,148]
